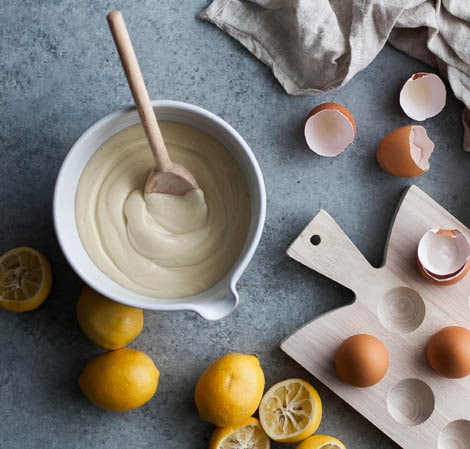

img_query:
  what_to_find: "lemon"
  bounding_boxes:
[77,286,144,350]
[295,434,346,449]
[78,348,159,412]
[0,246,52,312]
[194,353,265,427]
[209,417,271,449]
[259,378,322,443]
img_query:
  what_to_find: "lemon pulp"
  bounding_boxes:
[0,246,52,312]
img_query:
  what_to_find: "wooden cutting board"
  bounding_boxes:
[281,185,470,449]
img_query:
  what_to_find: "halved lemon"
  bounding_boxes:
[0,247,52,312]
[295,434,346,449]
[209,417,271,449]
[259,378,322,443]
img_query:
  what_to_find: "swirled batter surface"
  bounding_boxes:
[75,122,250,298]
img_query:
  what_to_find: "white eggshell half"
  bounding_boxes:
[400,73,446,121]
[417,229,470,277]
[304,109,355,157]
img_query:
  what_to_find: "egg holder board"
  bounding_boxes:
[281,185,470,449]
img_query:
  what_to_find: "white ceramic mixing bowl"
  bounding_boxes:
[53,100,266,320]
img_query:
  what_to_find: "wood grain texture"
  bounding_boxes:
[282,185,470,449]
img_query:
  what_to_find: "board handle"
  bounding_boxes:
[287,210,375,294]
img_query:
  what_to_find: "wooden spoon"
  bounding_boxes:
[107,10,198,196]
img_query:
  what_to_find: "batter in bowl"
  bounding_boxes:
[75,121,250,298]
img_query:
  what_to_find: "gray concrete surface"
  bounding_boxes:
[0,1,468,449]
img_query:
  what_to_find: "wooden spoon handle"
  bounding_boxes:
[107,10,171,171]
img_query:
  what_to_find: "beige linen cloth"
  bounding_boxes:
[200,0,470,151]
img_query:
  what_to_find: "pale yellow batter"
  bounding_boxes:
[75,122,250,298]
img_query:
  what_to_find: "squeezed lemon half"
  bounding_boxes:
[295,434,346,449]
[209,417,271,449]
[0,246,52,312]
[259,378,322,443]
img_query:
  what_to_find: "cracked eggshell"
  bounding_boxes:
[376,125,434,177]
[400,72,446,121]
[417,229,470,285]
[304,102,356,157]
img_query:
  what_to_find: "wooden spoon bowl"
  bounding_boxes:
[107,10,198,196]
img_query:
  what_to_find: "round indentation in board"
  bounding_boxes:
[387,378,435,426]
[378,287,425,333]
[438,420,470,449]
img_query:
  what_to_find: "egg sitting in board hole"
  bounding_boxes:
[400,72,446,121]
[417,229,470,285]
[335,334,389,387]
[376,125,434,177]
[304,102,356,157]
[426,326,470,379]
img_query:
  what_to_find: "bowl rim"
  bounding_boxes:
[53,100,266,316]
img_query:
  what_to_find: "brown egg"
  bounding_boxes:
[376,125,434,177]
[426,326,470,378]
[335,334,389,387]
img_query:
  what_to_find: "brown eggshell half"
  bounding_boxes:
[376,125,434,177]
[417,258,470,286]
[306,103,357,133]
[417,229,470,285]
[426,326,470,378]
[304,102,356,157]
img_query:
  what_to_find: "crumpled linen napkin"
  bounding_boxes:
[200,0,470,151]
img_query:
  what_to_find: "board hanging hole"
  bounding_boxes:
[310,235,321,246]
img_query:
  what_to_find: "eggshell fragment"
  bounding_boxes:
[417,229,470,285]
[304,102,356,157]
[335,334,389,387]
[426,326,470,378]
[376,125,434,177]
[400,73,446,121]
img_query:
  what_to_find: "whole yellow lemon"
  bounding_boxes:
[76,286,144,350]
[79,348,159,412]
[194,353,265,427]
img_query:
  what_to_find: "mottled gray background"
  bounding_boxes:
[1,1,468,449]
